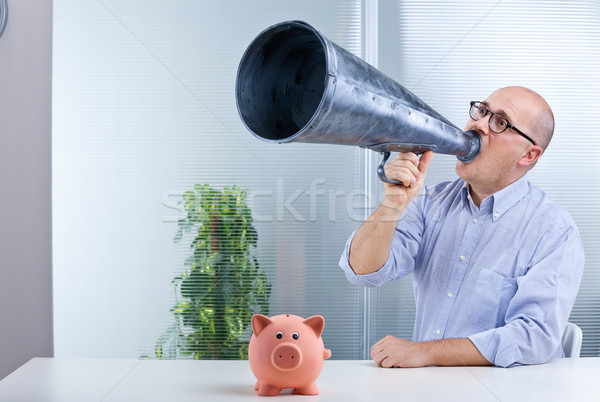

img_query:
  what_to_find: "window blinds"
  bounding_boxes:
[53,0,367,359]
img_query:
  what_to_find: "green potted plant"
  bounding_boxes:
[154,184,270,359]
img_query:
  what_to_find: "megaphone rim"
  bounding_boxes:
[235,20,334,144]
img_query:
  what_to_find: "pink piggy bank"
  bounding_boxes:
[248,314,331,396]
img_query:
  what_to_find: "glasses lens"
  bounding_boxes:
[470,102,487,121]
[489,114,509,133]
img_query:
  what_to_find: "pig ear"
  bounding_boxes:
[303,315,325,337]
[251,314,273,336]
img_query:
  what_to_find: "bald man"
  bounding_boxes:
[339,87,584,368]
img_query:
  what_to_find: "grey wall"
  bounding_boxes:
[0,0,53,380]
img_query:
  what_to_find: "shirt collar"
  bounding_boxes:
[460,181,471,204]
[489,175,530,221]
[460,175,530,221]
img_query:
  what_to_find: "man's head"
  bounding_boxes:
[456,86,554,194]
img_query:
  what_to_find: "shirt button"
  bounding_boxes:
[448,292,453,298]
[436,330,441,335]
[494,212,499,218]
[473,218,478,223]
[460,255,466,261]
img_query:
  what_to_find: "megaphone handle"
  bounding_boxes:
[377,152,405,186]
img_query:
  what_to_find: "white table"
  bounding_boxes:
[1,357,599,401]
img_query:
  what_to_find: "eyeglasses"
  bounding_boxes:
[469,101,536,146]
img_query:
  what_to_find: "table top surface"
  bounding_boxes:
[1,357,599,402]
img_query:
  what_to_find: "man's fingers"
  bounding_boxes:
[417,150,434,174]
[371,350,384,366]
[374,350,396,368]
[384,168,414,188]
[385,160,421,188]
[370,341,383,356]
[385,151,433,187]
[380,356,395,368]
[370,339,387,360]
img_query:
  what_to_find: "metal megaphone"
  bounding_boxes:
[235,20,480,185]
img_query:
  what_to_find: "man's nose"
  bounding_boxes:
[472,115,491,136]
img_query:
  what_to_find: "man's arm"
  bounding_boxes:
[370,336,492,368]
[348,151,433,275]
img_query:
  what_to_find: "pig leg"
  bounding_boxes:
[254,380,260,391]
[257,382,282,396]
[294,382,319,395]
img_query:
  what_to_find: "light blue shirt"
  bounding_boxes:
[339,175,584,367]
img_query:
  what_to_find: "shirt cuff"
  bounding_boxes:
[338,230,395,288]
[468,328,523,368]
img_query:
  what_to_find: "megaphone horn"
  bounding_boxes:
[235,20,480,185]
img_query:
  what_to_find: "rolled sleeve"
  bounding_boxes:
[338,230,397,288]
[468,327,523,368]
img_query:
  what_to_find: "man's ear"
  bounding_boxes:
[518,145,543,167]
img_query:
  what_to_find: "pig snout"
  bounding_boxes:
[271,343,302,371]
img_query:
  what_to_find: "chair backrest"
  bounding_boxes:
[562,322,583,358]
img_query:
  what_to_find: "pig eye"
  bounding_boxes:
[276,331,283,339]
[292,332,299,340]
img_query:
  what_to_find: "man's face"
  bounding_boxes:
[456,87,537,190]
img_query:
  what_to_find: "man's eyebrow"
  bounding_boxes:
[481,101,511,120]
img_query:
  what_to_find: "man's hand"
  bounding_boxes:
[370,335,492,368]
[381,151,434,211]
[370,335,429,368]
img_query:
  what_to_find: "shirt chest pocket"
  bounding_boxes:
[467,268,518,329]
